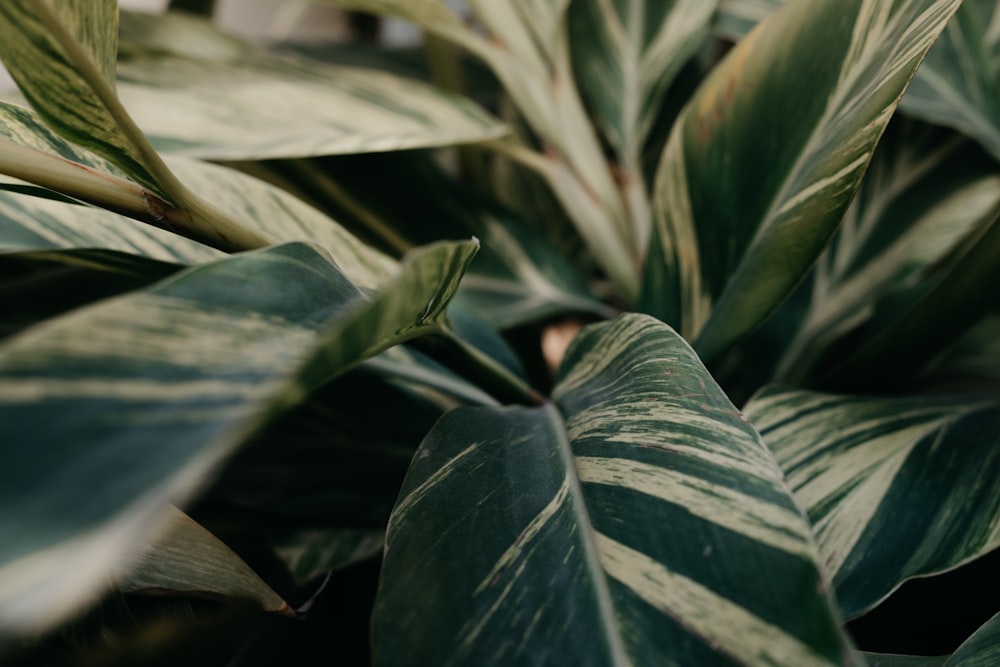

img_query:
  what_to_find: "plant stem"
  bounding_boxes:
[0,138,269,252]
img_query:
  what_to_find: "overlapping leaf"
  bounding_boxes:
[0,102,396,289]
[0,239,476,634]
[898,0,1000,161]
[775,120,1000,383]
[115,49,507,160]
[568,0,716,176]
[642,0,963,362]
[0,0,164,192]
[284,152,611,327]
[374,314,856,666]
[712,0,782,41]
[745,387,1000,618]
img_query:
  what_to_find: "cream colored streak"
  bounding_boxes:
[474,481,570,595]
[388,440,484,527]
[773,153,871,218]
[577,457,813,558]
[595,535,834,667]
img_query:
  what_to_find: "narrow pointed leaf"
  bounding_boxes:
[568,0,717,166]
[374,314,856,666]
[900,0,1000,161]
[274,528,384,584]
[0,239,475,634]
[642,0,963,361]
[0,1,163,194]
[776,121,1000,382]
[745,388,1000,618]
[114,506,291,614]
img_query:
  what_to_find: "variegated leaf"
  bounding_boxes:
[114,50,507,160]
[642,0,963,362]
[0,1,164,194]
[568,0,717,173]
[0,247,181,339]
[280,153,611,327]
[0,239,476,633]
[900,0,1000,161]
[775,120,1000,383]
[745,388,1000,618]
[0,102,396,290]
[373,314,857,666]
[713,0,782,41]
[274,528,385,584]
[114,506,291,614]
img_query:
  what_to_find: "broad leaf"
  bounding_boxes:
[114,506,291,614]
[745,388,1000,618]
[0,102,396,289]
[0,248,181,339]
[899,0,1000,161]
[115,49,507,160]
[374,314,856,665]
[642,0,963,362]
[775,120,1000,383]
[0,239,476,633]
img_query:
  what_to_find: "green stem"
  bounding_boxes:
[413,330,543,407]
[33,1,268,252]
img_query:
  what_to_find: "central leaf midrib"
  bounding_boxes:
[542,401,631,666]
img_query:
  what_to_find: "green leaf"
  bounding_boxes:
[745,388,1000,618]
[568,0,717,172]
[113,506,291,614]
[0,1,171,196]
[273,528,384,584]
[642,0,963,362]
[863,655,946,667]
[774,120,1000,383]
[114,49,507,160]
[0,239,476,634]
[712,0,782,41]
[947,612,1000,666]
[373,314,856,665]
[816,201,1000,390]
[900,0,1000,161]
[0,247,181,339]
[283,152,611,327]
[0,102,396,290]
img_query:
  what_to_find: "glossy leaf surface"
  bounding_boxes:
[374,314,856,666]
[745,388,1000,618]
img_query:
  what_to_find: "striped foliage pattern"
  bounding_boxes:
[568,0,717,171]
[0,102,396,289]
[0,0,163,193]
[745,387,1000,618]
[374,314,857,666]
[0,239,476,633]
[116,50,507,160]
[775,120,1000,382]
[641,0,963,362]
[900,0,1000,160]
